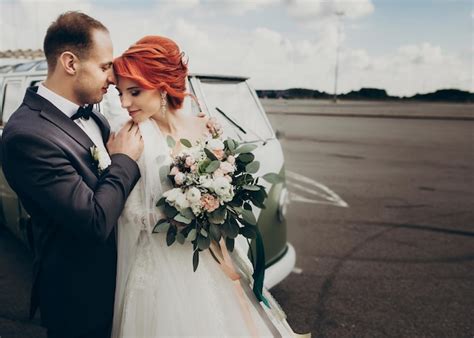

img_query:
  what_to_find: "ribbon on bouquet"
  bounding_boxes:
[211,239,259,338]
[252,227,270,309]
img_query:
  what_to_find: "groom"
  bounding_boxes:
[2,12,142,338]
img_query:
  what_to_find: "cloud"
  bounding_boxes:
[285,0,374,22]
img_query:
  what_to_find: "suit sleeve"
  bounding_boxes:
[2,131,141,242]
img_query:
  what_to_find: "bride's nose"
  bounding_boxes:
[120,95,131,109]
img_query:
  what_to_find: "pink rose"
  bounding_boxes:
[170,166,180,176]
[201,193,219,212]
[185,155,195,168]
[213,168,224,178]
[220,161,234,174]
[224,175,232,182]
[212,149,225,160]
[226,155,235,165]
[190,164,197,172]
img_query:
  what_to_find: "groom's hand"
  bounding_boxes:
[107,121,144,161]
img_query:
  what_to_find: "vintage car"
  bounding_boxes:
[0,59,295,288]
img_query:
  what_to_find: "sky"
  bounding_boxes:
[0,0,472,96]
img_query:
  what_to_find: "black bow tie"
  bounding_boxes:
[71,105,93,120]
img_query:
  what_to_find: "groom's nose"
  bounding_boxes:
[107,71,116,85]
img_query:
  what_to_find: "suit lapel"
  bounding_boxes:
[90,109,111,144]
[24,87,95,152]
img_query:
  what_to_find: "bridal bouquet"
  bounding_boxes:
[154,118,281,305]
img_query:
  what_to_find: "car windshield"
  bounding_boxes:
[197,78,274,142]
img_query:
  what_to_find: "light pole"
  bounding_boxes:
[333,10,345,103]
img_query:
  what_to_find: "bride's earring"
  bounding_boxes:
[160,91,167,118]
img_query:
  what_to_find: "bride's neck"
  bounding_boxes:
[151,107,182,135]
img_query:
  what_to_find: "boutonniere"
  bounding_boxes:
[90,146,111,175]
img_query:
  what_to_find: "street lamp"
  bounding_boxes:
[333,10,345,103]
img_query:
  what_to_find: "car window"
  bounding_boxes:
[197,78,273,142]
[2,80,23,125]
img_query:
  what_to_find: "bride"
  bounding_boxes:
[110,35,295,337]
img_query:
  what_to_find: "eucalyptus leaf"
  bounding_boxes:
[241,209,257,225]
[246,161,260,174]
[176,232,186,244]
[234,143,258,154]
[153,220,170,233]
[209,223,222,242]
[166,225,176,246]
[240,226,257,239]
[243,184,260,191]
[226,138,236,151]
[193,250,199,271]
[261,172,284,184]
[180,207,195,220]
[205,160,221,173]
[237,153,255,164]
[243,202,252,211]
[208,207,227,224]
[204,148,218,161]
[186,228,197,241]
[156,197,166,207]
[197,234,211,250]
[225,217,240,239]
[166,135,176,148]
[226,237,235,252]
[164,204,178,218]
[180,138,192,148]
[174,213,192,225]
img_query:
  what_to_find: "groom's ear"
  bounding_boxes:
[59,51,78,76]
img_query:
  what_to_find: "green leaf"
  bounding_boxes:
[261,172,284,184]
[166,225,176,246]
[164,204,178,218]
[186,228,197,241]
[180,138,192,148]
[156,197,166,207]
[243,184,260,191]
[205,160,221,173]
[204,148,218,161]
[246,161,260,174]
[225,217,240,239]
[180,207,195,220]
[152,220,170,233]
[193,250,199,271]
[240,226,257,239]
[209,223,222,242]
[208,207,227,224]
[243,202,252,211]
[226,138,236,152]
[234,143,258,154]
[226,237,235,252]
[237,153,255,164]
[241,209,257,225]
[197,234,211,250]
[174,213,192,225]
[176,231,186,244]
[166,135,176,148]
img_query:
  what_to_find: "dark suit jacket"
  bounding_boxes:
[2,87,140,336]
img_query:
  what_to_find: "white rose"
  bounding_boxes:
[163,188,180,203]
[213,177,231,197]
[207,139,224,151]
[175,191,190,210]
[200,176,213,190]
[186,187,201,203]
[174,172,186,185]
[191,202,203,216]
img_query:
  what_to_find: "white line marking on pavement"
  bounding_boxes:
[286,170,349,208]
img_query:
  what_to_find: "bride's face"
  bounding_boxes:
[116,76,161,123]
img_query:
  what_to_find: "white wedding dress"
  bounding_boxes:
[111,118,295,337]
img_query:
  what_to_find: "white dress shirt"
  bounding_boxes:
[37,83,110,162]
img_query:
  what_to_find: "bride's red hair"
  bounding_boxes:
[113,35,188,110]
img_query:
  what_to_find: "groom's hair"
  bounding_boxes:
[43,11,108,69]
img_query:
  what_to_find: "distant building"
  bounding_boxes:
[0,49,44,60]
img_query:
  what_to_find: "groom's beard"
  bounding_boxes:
[75,78,106,105]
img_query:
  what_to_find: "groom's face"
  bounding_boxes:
[75,29,115,105]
